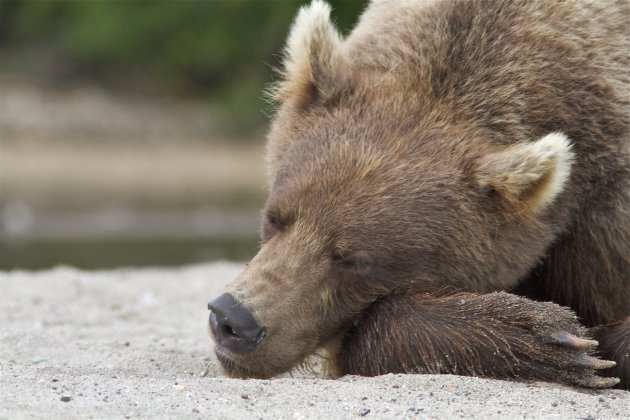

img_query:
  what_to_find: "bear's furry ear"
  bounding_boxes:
[270,0,347,106]
[475,133,574,214]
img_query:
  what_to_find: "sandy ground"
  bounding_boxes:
[1,263,628,419]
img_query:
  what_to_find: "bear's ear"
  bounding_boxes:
[475,133,574,214]
[270,0,347,107]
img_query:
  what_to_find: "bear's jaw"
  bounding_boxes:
[213,346,269,379]
[211,331,320,379]
[213,334,347,379]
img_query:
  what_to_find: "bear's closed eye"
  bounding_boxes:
[332,251,372,272]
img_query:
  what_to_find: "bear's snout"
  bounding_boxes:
[208,293,266,355]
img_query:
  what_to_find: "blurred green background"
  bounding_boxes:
[0,0,367,270]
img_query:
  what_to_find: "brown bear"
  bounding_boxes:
[208,0,630,389]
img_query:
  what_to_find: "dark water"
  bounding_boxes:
[0,236,260,270]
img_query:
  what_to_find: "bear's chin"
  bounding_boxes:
[213,345,301,379]
[214,347,268,378]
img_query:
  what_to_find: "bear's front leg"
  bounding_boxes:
[335,291,619,389]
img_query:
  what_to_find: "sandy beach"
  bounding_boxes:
[1,263,628,419]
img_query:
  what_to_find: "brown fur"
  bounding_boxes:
[336,290,618,388]
[594,317,630,389]
[209,0,630,389]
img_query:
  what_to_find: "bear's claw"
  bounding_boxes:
[575,375,621,389]
[550,331,598,349]
[549,331,619,388]
[577,355,617,370]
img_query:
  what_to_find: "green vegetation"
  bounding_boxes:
[0,0,366,133]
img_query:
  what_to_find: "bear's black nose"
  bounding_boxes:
[207,292,265,355]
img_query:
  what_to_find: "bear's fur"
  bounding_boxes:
[210,0,629,389]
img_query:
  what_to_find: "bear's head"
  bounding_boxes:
[208,0,574,378]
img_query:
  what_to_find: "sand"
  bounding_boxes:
[1,263,628,419]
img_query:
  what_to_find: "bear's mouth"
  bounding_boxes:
[214,346,268,379]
